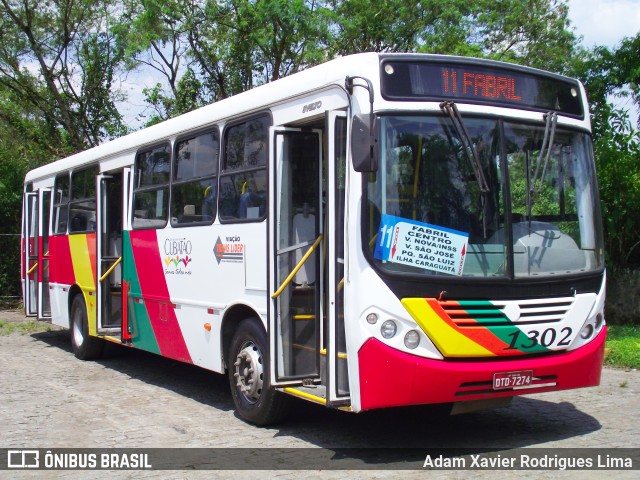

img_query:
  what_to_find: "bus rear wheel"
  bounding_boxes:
[228,318,288,426]
[70,294,104,360]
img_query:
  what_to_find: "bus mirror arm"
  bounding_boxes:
[346,76,378,172]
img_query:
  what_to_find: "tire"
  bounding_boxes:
[70,294,104,360]
[228,318,289,426]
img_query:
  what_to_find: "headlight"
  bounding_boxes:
[580,324,594,340]
[404,330,420,349]
[380,320,397,339]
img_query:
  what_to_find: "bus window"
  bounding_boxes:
[171,130,219,226]
[69,166,98,233]
[53,174,70,234]
[132,144,170,229]
[219,116,270,222]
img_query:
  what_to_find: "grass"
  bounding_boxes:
[0,319,53,336]
[604,325,640,369]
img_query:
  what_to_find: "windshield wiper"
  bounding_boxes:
[527,112,558,223]
[439,101,489,194]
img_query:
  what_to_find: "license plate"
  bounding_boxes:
[493,370,533,390]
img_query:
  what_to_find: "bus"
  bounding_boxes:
[21,53,606,425]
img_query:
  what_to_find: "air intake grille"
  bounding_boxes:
[439,297,574,327]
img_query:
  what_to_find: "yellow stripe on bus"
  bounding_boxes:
[69,234,97,335]
[69,234,95,291]
[401,298,493,357]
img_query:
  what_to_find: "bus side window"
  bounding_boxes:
[132,144,170,229]
[53,174,70,234]
[68,166,98,234]
[219,115,270,222]
[171,130,219,227]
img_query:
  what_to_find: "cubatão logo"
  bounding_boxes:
[163,238,193,274]
[214,236,244,264]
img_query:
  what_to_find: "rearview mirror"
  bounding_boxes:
[351,114,378,172]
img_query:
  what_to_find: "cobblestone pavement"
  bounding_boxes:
[1,310,638,479]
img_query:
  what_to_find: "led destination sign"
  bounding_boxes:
[381,61,583,117]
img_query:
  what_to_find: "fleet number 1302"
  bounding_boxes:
[505,327,572,350]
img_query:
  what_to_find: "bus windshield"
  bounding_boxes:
[366,115,604,278]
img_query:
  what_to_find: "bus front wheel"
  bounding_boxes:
[70,294,104,360]
[228,318,288,426]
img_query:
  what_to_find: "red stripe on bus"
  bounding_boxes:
[357,327,606,410]
[86,233,97,286]
[129,230,192,363]
[49,235,75,285]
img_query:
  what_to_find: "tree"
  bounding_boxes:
[241,0,331,83]
[0,0,127,151]
[328,0,577,71]
[474,0,577,72]
[0,0,127,302]
[0,84,55,304]
[573,33,640,268]
[114,0,191,123]
[572,33,640,133]
[182,0,254,102]
[593,108,640,266]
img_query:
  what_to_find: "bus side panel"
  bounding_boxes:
[49,234,75,285]
[124,230,193,363]
[48,234,69,327]
[67,234,98,334]
[122,230,161,354]
[357,327,606,410]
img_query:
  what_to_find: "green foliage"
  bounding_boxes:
[113,0,579,125]
[572,34,640,132]
[573,34,640,270]
[0,83,56,301]
[592,109,640,267]
[141,69,204,124]
[475,0,577,72]
[0,0,127,150]
[605,325,640,369]
[606,269,640,325]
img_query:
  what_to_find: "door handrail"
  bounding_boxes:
[99,257,122,283]
[27,263,38,275]
[272,235,323,299]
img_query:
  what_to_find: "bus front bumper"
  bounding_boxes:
[357,326,606,411]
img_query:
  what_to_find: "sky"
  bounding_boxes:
[568,0,640,48]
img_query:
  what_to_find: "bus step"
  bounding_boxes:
[282,385,327,405]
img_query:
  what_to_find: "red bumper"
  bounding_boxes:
[358,326,607,411]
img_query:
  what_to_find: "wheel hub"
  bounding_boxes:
[233,341,264,403]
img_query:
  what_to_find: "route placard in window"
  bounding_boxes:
[374,214,469,276]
